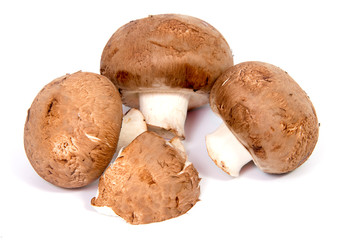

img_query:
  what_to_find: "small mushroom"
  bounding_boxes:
[91,131,200,225]
[100,14,233,139]
[206,61,319,176]
[24,72,123,188]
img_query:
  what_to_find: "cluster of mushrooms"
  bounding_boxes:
[24,14,319,224]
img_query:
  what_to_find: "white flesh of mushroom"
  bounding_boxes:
[169,137,193,175]
[139,92,190,139]
[206,123,253,177]
[115,108,147,155]
[169,137,187,159]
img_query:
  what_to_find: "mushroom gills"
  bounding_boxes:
[139,92,189,140]
[206,123,253,177]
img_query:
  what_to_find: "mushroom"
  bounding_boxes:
[100,14,233,139]
[206,61,319,176]
[24,71,123,188]
[91,131,200,224]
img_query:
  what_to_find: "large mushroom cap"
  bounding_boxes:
[24,72,123,188]
[100,14,233,109]
[91,131,201,225]
[210,61,319,174]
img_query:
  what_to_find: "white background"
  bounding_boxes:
[1,0,360,239]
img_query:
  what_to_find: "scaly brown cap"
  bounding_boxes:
[100,14,233,109]
[91,131,201,224]
[210,61,319,174]
[24,72,122,188]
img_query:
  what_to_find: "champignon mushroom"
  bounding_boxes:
[206,61,319,176]
[91,131,200,225]
[100,14,233,139]
[24,71,123,188]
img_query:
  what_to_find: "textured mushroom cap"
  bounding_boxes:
[91,131,201,224]
[100,14,233,109]
[210,62,319,174]
[24,72,123,188]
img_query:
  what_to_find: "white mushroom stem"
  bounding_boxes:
[115,108,147,156]
[206,123,253,177]
[139,92,190,139]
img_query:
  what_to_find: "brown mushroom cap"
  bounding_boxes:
[100,14,233,109]
[210,61,319,174]
[24,72,123,188]
[91,131,201,225]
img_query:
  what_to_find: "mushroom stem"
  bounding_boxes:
[206,123,253,177]
[115,108,147,156]
[139,92,190,139]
